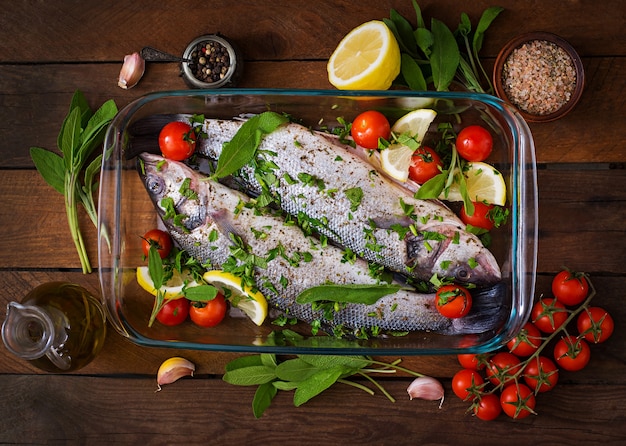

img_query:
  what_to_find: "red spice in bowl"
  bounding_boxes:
[494,32,584,122]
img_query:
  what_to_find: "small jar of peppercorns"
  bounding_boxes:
[181,34,243,88]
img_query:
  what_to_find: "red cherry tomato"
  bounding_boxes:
[485,352,522,386]
[351,110,391,149]
[455,125,493,162]
[457,353,489,371]
[408,146,443,184]
[435,284,472,318]
[552,269,589,306]
[189,293,227,327]
[523,356,559,393]
[141,229,173,259]
[159,121,197,161]
[577,307,614,344]
[473,393,502,421]
[531,298,569,334]
[452,368,485,401]
[460,202,496,231]
[506,322,542,357]
[156,298,189,326]
[500,383,536,419]
[554,335,591,371]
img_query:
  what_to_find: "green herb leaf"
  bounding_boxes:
[344,186,363,212]
[213,112,288,179]
[401,54,427,91]
[430,18,460,91]
[184,285,218,302]
[415,171,447,199]
[299,355,372,370]
[293,366,350,407]
[275,357,320,382]
[224,354,264,372]
[296,283,403,306]
[223,365,277,386]
[473,6,504,55]
[30,147,65,194]
[252,382,278,418]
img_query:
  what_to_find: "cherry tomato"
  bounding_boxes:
[189,293,227,327]
[457,353,489,371]
[452,368,485,401]
[531,298,569,334]
[500,383,536,419]
[435,284,472,318]
[577,306,614,344]
[460,202,496,231]
[159,121,197,161]
[552,269,589,306]
[156,298,189,326]
[486,352,522,386]
[455,125,493,162]
[506,322,542,357]
[523,356,559,393]
[554,335,591,371]
[350,110,391,149]
[473,393,502,421]
[141,229,173,259]
[408,146,443,184]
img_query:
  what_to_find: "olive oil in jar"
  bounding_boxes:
[2,282,106,372]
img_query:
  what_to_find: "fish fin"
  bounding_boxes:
[209,208,245,243]
[370,215,414,230]
[448,281,510,335]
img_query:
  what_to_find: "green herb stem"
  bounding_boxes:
[65,171,91,274]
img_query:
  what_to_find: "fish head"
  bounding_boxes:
[137,153,207,233]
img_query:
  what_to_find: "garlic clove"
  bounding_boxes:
[406,376,445,408]
[156,356,195,391]
[117,52,145,89]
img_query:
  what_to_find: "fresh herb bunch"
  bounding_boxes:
[30,90,118,273]
[223,330,426,418]
[384,2,503,93]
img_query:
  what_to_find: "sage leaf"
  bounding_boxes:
[61,107,82,169]
[275,358,320,382]
[225,354,264,372]
[223,365,277,386]
[299,355,371,371]
[30,147,65,194]
[252,382,278,419]
[260,353,277,368]
[213,111,288,179]
[293,366,350,407]
[273,380,299,391]
[401,54,427,91]
[184,285,219,302]
[430,18,460,91]
[296,283,403,306]
[147,245,164,290]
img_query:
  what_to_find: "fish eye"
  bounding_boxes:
[146,175,163,196]
[455,267,470,282]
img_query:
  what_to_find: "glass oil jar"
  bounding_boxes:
[1,282,106,372]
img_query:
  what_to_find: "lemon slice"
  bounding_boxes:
[379,144,414,182]
[136,266,200,300]
[442,162,507,205]
[202,270,268,326]
[327,20,401,90]
[391,109,437,143]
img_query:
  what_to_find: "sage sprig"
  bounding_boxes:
[30,90,118,273]
[384,2,503,93]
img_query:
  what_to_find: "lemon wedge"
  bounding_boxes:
[202,270,268,326]
[442,162,507,206]
[379,144,415,182]
[327,20,401,90]
[391,109,437,143]
[136,266,199,300]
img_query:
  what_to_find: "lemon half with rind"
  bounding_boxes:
[136,266,199,300]
[327,20,401,90]
[442,162,507,206]
[202,270,268,326]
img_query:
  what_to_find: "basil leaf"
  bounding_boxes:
[296,283,403,306]
[415,171,446,199]
[401,54,427,91]
[430,18,460,91]
[213,111,288,179]
[252,382,277,419]
[30,147,65,194]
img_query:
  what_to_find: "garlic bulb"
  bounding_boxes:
[117,52,145,89]
[406,376,445,408]
[156,357,195,391]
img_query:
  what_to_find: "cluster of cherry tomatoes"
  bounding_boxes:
[141,229,227,328]
[451,269,614,420]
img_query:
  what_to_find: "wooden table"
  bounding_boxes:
[1,1,624,444]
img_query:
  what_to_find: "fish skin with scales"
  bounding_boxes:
[196,118,502,285]
[138,153,506,335]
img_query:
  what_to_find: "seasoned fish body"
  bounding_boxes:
[198,119,501,285]
[138,153,504,335]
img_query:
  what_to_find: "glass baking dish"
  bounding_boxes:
[98,89,537,355]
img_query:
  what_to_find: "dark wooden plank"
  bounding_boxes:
[0,375,624,444]
[1,0,623,62]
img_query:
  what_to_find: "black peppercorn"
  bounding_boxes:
[180,34,243,88]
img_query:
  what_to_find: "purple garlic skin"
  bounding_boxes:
[118,52,145,89]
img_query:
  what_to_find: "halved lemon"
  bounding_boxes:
[442,162,507,205]
[202,270,268,326]
[136,266,200,300]
[379,144,415,182]
[327,20,401,90]
[391,109,437,143]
